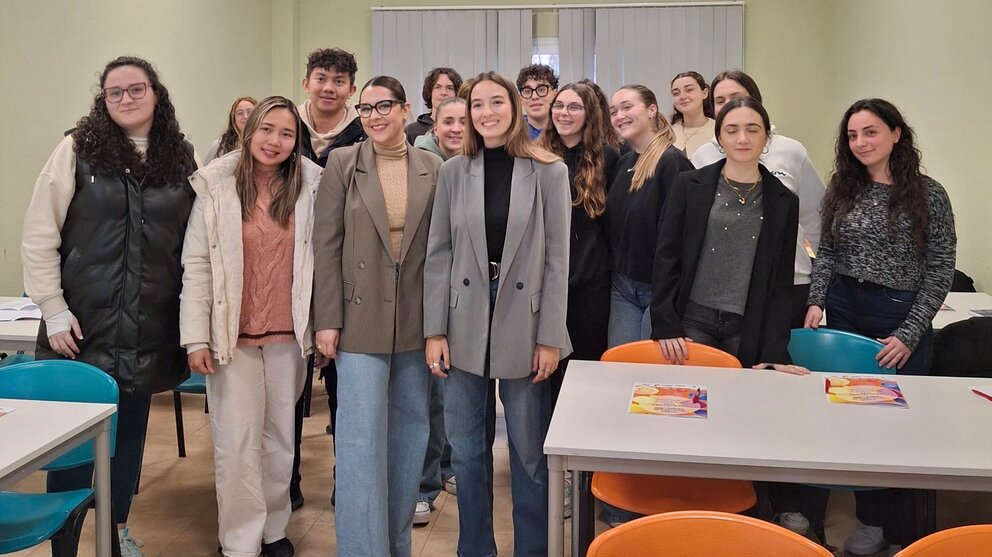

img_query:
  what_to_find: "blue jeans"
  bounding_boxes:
[335,350,430,557]
[419,373,452,505]
[444,278,550,557]
[608,273,653,348]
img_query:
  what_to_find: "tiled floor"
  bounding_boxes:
[8,376,992,556]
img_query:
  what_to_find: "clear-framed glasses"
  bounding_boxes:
[234,108,253,118]
[103,82,149,104]
[355,99,403,118]
[551,102,585,115]
[519,85,550,99]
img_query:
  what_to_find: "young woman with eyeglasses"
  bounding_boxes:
[205,96,257,163]
[180,96,325,557]
[313,76,443,556]
[669,71,715,158]
[424,71,571,557]
[606,84,693,348]
[21,56,198,557]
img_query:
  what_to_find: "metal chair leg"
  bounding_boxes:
[173,390,187,458]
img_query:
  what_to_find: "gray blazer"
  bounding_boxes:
[424,151,573,379]
[313,141,442,354]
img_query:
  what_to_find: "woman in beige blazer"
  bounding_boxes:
[312,76,442,557]
[423,71,572,557]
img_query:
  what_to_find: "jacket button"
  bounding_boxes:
[216,300,222,305]
[516,282,523,290]
[211,244,217,249]
[358,261,366,269]
[354,297,362,305]
[463,278,470,286]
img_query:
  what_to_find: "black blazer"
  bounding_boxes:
[650,160,799,367]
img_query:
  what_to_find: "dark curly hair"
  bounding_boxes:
[538,83,608,219]
[72,56,195,186]
[421,67,463,110]
[306,48,358,83]
[515,64,559,91]
[823,98,929,252]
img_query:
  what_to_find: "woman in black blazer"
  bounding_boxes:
[650,97,805,372]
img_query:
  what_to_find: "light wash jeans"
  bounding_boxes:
[607,272,653,348]
[334,349,430,557]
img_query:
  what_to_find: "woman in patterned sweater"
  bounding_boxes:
[804,98,956,555]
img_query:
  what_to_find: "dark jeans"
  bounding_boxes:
[681,300,743,356]
[292,358,336,499]
[827,275,934,545]
[48,388,151,554]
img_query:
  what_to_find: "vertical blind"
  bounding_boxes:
[372,9,533,115]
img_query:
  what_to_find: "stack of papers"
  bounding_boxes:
[0,298,41,321]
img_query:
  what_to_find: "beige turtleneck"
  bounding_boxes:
[373,140,409,261]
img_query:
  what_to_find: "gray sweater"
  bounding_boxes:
[808,177,956,349]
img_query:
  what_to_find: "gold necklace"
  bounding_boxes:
[722,172,760,205]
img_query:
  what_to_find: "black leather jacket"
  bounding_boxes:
[35,152,196,395]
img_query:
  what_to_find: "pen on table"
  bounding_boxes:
[971,389,992,404]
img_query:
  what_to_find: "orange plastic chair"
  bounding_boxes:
[587,510,833,557]
[593,341,756,516]
[894,525,992,556]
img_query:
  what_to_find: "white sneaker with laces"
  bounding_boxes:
[563,474,573,519]
[778,512,810,535]
[118,527,146,557]
[844,525,887,556]
[414,500,431,525]
[443,473,457,496]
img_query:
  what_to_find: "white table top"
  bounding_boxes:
[0,397,116,489]
[0,296,40,352]
[933,292,992,330]
[545,361,992,486]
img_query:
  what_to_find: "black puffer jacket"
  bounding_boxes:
[300,117,366,168]
[35,153,196,395]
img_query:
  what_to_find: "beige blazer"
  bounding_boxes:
[179,151,321,364]
[424,152,573,379]
[313,141,442,354]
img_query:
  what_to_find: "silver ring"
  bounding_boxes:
[430,362,439,368]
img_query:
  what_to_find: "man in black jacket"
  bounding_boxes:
[404,67,463,144]
[292,47,367,512]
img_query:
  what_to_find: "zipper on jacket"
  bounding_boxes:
[113,172,132,384]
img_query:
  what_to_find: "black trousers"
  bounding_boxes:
[292,358,336,493]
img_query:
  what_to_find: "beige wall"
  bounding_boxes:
[1,0,988,294]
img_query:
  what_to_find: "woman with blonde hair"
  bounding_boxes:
[180,95,324,557]
[606,84,693,348]
[205,96,257,162]
[424,70,571,557]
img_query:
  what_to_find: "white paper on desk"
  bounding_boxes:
[0,298,40,321]
[0,406,14,418]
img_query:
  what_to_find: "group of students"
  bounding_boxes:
[20,45,956,557]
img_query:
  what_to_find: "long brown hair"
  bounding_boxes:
[462,71,559,164]
[823,98,929,251]
[234,96,304,228]
[217,96,257,157]
[578,78,622,151]
[539,83,607,218]
[616,84,676,192]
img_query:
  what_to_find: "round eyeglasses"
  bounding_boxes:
[103,82,149,104]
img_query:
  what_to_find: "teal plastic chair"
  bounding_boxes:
[0,360,119,554]
[0,354,34,368]
[173,371,207,457]
[788,328,886,374]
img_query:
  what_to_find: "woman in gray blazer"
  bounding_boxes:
[313,76,442,557]
[424,71,572,557]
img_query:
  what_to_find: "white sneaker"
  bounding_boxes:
[844,525,887,556]
[118,527,146,557]
[563,475,573,519]
[778,512,810,536]
[442,473,457,496]
[414,500,431,525]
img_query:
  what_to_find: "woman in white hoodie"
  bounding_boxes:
[179,96,325,557]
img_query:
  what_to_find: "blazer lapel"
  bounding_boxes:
[464,154,489,278]
[354,142,393,258]
[399,150,432,263]
[499,157,537,274]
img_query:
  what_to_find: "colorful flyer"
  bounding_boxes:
[629,383,707,418]
[824,376,907,408]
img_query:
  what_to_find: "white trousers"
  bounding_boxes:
[206,342,306,557]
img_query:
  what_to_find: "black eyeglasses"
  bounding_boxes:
[519,85,550,99]
[103,82,149,104]
[355,99,404,118]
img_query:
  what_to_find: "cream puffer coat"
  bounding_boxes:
[179,151,321,364]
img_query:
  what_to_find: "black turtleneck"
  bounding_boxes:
[483,145,514,265]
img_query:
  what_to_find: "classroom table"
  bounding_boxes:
[0,296,40,353]
[933,292,992,330]
[0,398,116,556]
[544,361,992,557]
